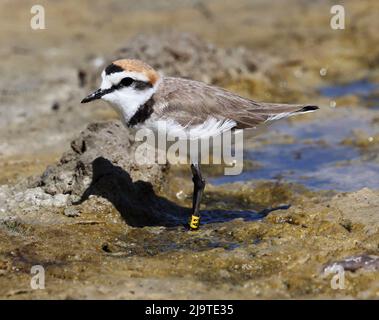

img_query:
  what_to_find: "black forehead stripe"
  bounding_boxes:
[105,63,124,75]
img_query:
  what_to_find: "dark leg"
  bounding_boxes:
[189,163,206,230]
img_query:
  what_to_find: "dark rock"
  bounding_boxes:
[78,69,87,88]
[34,121,188,227]
[51,102,60,111]
[37,121,168,197]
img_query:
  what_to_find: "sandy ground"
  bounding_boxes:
[0,0,379,299]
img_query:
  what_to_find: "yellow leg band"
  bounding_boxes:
[189,215,200,230]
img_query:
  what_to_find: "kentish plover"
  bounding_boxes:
[82,59,319,230]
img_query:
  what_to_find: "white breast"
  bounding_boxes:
[142,117,236,140]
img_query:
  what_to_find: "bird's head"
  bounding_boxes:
[81,59,160,117]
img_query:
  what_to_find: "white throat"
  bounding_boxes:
[100,72,161,126]
[104,87,155,125]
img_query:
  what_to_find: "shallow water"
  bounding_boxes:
[212,80,379,191]
[319,79,379,101]
[320,79,379,109]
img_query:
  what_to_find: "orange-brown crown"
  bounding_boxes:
[112,59,159,85]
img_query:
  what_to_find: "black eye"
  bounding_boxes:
[120,77,133,87]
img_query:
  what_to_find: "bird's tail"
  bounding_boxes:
[262,104,319,122]
[232,101,319,129]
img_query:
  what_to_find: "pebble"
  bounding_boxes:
[64,207,80,217]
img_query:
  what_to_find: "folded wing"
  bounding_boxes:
[154,77,318,129]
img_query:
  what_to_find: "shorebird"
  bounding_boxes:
[81,59,318,230]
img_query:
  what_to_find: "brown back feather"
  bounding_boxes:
[154,77,315,129]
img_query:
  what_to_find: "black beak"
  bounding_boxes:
[81,89,103,103]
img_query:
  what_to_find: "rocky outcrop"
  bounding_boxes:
[83,31,260,89]
[37,121,167,197]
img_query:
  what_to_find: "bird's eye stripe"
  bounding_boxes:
[115,77,153,90]
[100,78,153,95]
[119,77,134,87]
[134,80,153,90]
